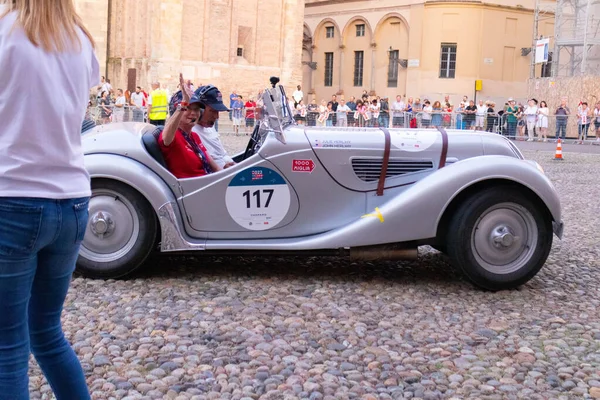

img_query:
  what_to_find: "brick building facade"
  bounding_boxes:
[75,0,304,100]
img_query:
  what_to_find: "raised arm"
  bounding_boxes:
[162,73,190,147]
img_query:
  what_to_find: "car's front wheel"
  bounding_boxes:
[76,179,158,279]
[446,186,553,291]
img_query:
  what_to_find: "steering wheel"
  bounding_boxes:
[242,123,262,160]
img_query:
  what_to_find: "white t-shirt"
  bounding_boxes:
[476,105,487,116]
[392,101,405,116]
[422,105,432,120]
[336,104,351,118]
[101,81,112,94]
[131,92,144,108]
[293,90,303,103]
[191,125,233,168]
[115,96,126,114]
[0,9,100,198]
[525,105,538,121]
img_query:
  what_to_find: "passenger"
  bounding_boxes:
[191,85,236,169]
[159,74,221,179]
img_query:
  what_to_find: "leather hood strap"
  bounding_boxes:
[377,127,392,196]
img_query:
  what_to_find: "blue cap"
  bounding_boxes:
[168,91,181,114]
[194,85,229,112]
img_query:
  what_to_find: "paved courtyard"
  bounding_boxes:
[30,134,600,400]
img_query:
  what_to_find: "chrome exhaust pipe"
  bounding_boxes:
[350,245,418,261]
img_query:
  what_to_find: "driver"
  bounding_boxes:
[191,85,236,169]
[158,74,221,179]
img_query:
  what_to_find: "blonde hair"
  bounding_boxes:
[1,0,95,52]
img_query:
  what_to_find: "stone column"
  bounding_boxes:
[370,42,377,93]
[281,0,305,86]
[338,45,345,94]
[309,44,316,100]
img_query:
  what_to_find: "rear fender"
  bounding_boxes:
[84,154,198,250]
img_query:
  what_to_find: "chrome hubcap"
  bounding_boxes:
[79,189,140,265]
[90,211,115,238]
[471,203,538,275]
[492,225,518,248]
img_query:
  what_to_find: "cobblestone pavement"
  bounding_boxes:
[29,134,600,400]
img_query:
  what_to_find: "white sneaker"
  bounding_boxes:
[527,138,533,142]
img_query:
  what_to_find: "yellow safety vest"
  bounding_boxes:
[148,89,168,120]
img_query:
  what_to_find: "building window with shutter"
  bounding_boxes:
[324,52,334,86]
[356,24,365,37]
[326,26,334,38]
[237,47,243,57]
[439,43,457,79]
[388,50,399,87]
[354,51,364,86]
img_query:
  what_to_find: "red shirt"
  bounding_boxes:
[159,129,209,179]
[245,101,256,119]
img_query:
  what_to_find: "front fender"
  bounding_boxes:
[359,155,561,246]
[84,153,179,215]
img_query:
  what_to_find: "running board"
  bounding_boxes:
[158,202,418,259]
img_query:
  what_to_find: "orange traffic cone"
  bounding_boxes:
[554,139,563,160]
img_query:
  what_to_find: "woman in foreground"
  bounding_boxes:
[0,0,99,398]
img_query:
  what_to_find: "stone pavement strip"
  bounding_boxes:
[28,138,600,400]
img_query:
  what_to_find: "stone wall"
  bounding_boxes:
[74,0,109,77]
[94,0,304,101]
[528,76,600,139]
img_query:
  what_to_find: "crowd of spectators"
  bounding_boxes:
[288,86,600,144]
[86,80,600,144]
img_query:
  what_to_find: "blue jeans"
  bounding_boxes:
[0,197,91,399]
[507,121,517,137]
[578,123,590,140]
[132,108,144,122]
[379,115,389,128]
[556,119,567,139]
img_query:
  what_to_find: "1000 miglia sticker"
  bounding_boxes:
[225,167,291,231]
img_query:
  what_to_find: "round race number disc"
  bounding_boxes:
[225,167,291,231]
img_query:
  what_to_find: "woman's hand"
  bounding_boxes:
[179,73,192,103]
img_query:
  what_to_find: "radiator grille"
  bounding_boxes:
[352,158,434,182]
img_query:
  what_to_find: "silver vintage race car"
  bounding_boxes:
[80,78,563,290]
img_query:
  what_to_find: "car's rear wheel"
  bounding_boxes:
[446,186,553,290]
[76,179,157,279]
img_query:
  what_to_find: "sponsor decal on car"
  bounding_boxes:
[314,139,352,148]
[225,167,291,231]
[292,159,315,173]
[390,130,438,152]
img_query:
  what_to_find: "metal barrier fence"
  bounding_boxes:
[87,105,147,124]
[88,105,600,144]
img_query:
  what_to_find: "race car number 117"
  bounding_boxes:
[225,167,291,231]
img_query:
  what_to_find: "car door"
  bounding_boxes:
[177,130,368,241]
[177,153,300,235]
